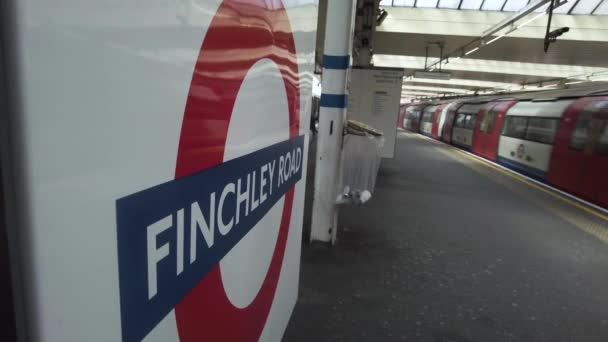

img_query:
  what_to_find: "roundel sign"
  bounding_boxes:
[115,1,304,342]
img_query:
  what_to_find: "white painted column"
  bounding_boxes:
[310,0,356,243]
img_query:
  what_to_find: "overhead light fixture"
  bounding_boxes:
[465,47,479,56]
[517,12,545,30]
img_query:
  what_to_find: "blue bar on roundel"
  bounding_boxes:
[116,135,304,342]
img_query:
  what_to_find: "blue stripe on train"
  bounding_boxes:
[497,156,547,181]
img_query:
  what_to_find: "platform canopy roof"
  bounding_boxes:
[315,0,608,100]
[375,0,608,99]
[380,0,608,16]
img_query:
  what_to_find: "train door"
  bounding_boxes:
[549,98,590,196]
[583,106,608,207]
[473,101,515,161]
[473,103,495,159]
[431,104,445,139]
[420,105,438,137]
[548,97,608,207]
[442,106,459,143]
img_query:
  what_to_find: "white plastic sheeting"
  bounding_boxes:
[341,134,385,195]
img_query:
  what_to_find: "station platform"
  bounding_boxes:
[285,131,608,342]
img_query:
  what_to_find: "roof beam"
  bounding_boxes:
[375,54,608,79]
[568,0,581,14]
[500,0,509,11]
[592,0,605,14]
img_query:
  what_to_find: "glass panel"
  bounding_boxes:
[417,0,439,7]
[460,0,484,9]
[439,0,461,8]
[595,0,608,15]
[466,114,477,129]
[482,0,506,11]
[380,0,392,6]
[480,105,498,133]
[503,116,528,139]
[486,106,499,132]
[393,0,416,6]
[503,0,528,11]
[598,120,608,155]
[479,111,489,132]
[555,0,578,14]
[455,113,467,128]
[571,0,603,14]
[422,111,433,122]
[569,112,592,151]
[525,118,560,145]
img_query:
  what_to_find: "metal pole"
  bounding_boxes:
[310,0,356,243]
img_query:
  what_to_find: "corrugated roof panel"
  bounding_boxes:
[482,0,507,11]
[502,0,528,11]
[393,0,416,6]
[571,0,603,14]
[382,0,608,15]
[554,0,578,13]
[417,0,440,8]
[439,0,461,8]
[460,0,485,9]
[595,0,608,14]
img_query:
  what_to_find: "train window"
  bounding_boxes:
[486,106,499,132]
[422,111,432,123]
[569,112,591,151]
[597,120,608,156]
[525,118,560,145]
[502,116,528,139]
[465,114,477,129]
[479,107,494,133]
[455,113,466,128]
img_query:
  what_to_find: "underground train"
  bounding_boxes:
[402,86,608,209]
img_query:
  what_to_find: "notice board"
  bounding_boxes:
[347,67,404,158]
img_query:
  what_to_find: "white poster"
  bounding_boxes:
[347,67,404,158]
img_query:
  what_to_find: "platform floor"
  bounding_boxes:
[284,132,608,342]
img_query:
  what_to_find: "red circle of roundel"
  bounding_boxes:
[173,0,300,341]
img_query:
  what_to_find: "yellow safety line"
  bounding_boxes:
[408,133,608,223]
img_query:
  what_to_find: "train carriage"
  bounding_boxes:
[548,96,608,208]
[410,85,608,209]
[497,99,573,180]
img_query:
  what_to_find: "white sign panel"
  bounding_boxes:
[1,1,318,341]
[347,67,405,158]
